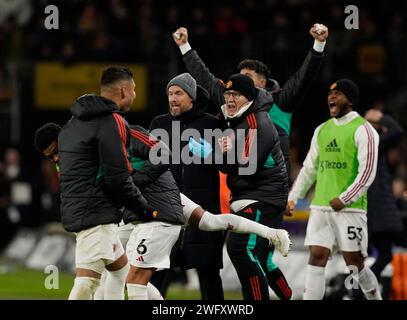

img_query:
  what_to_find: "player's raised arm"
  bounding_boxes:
[274,23,328,113]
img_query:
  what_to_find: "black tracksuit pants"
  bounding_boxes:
[226,202,286,300]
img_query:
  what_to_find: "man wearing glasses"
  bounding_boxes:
[173,24,328,300]
[217,74,289,300]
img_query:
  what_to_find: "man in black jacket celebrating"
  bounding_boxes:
[173,24,327,177]
[172,24,327,300]
[57,66,152,300]
[149,73,225,300]
[216,74,289,300]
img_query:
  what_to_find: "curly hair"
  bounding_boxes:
[34,123,61,152]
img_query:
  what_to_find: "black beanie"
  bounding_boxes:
[329,79,359,109]
[224,74,255,101]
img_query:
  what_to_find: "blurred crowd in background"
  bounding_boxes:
[0,0,406,252]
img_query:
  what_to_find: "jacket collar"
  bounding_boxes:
[221,101,253,125]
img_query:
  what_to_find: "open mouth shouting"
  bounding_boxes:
[329,100,338,115]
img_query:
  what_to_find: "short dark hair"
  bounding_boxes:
[237,59,271,79]
[101,66,133,87]
[34,123,61,152]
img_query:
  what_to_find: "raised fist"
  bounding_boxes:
[310,23,328,42]
[173,27,189,46]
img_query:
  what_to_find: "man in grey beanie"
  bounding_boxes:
[165,73,197,118]
[166,72,197,101]
[149,74,226,300]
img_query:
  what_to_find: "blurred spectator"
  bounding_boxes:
[89,31,113,61]
[164,5,180,33]
[328,4,345,30]
[0,0,32,27]
[4,147,22,181]
[365,109,405,299]
[190,7,209,36]
[394,178,407,206]
[0,161,16,252]
[215,6,248,37]
[386,13,406,84]
[394,178,407,248]
[272,11,290,31]
[138,2,159,58]
[0,65,12,103]
[3,147,38,227]
[106,0,131,35]
[60,41,76,65]
[77,3,102,35]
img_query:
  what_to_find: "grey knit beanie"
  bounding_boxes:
[166,73,197,101]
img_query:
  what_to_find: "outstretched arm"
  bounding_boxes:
[173,27,225,107]
[274,24,328,113]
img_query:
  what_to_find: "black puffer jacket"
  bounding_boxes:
[368,115,405,234]
[126,125,185,225]
[149,86,224,269]
[219,88,289,209]
[58,94,149,232]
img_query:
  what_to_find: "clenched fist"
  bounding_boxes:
[173,27,189,46]
[329,197,345,211]
[310,23,328,42]
[285,200,296,217]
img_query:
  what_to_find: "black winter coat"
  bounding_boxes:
[126,125,185,225]
[58,95,149,232]
[149,86,224,269]
[368,115,405,234]
[218,89,289,209]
